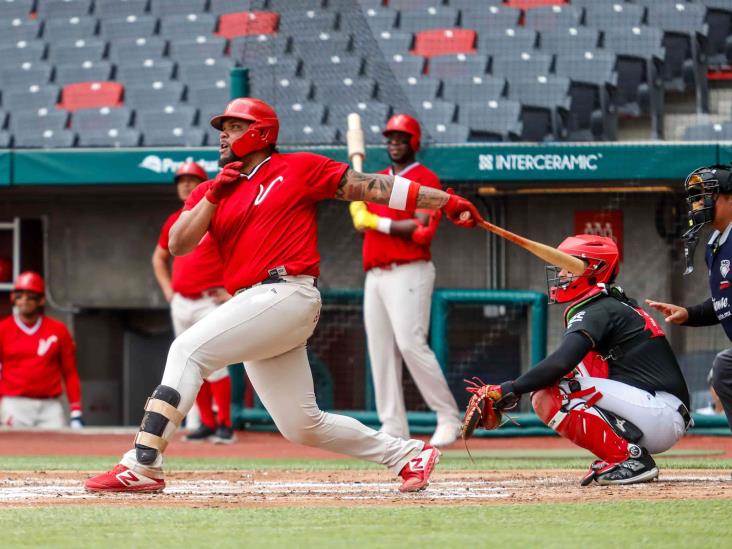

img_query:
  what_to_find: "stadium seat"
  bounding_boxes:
[0,41,46,66]
[682,122,732,141]
[216,11,279,38]
[136,105,198,132]
[429,53,488,79]
[48,38,107,65]
[278,125,339,146]
[389,0,439,9]
[108,37,167,63]
[292,33,354,57]
[210,0,270,17]
[327,102,391,139]
[374,31,413,57]
[100,15,158,40]
[386,55,425,79]
[413,29,476,57]
[399,76,440,103]
[125,81,185,110]
[38,0,92,20]
[0,0,33,19]
[71,106,132,132]
[302,56,366,80]
[255,78,313,106]
[187,82,230,110]
[491,51,553,82]
[315,78,376,105]
[95,0,148,18]
[143,128,206,147]
[461,99,522,142]
[169,37,228,62]
[0,19,40,45]
[160,14,217,38]
[58,81,124,111]
[460,6,521,32]
[78,128,141,147]
[414,99,457,126]
[443,76,507,103]
[449,0,505,8]
[0,63,52,90]
[3,84,61,111]
[539,27,600,57]
[399,7,459,33]
[506,0,568,9]
[233,35,290,63]
[117,59,176,86]
[269,0,323,9]
[477,28,538,57]
[508,75,571,141]
[425,122,470,144]
[247,58,301,84]
[278,10,338,33]
[0,131,11,147]
[362,7,398,32]
[277,102,327,127]
[702,0,732,67]
[149,0,208,16]
[10,109,69,132]
[43,17,98,42]
[14,128,76,148]
[55,61,114,87]
[0,109,8,129]
[524,5,582,32]
[583,3,645,31]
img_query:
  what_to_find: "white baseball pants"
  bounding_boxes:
[0,396,65,428]
[364,260,460,439]
[122,276,423,475]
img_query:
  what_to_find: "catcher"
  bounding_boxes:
[462,235,691,486]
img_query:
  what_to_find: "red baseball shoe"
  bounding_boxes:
[398,444,441,493]
[85,464,165,493]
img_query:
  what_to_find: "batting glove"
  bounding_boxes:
[205,161,244,204]
[442,188,481,228]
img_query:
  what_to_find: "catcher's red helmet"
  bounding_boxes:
[13,271,45,295]
[547,235,619,304]
[383,113,421,152]
[174,161,208,183]
[210,97,279,158]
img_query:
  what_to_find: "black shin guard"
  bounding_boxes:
[135,385,182,465]
[595,406,644,444]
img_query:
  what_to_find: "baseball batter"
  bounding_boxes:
[463,235,691,485]
[647,164,732,438]
[350,114,461,446]
[152,161,235,444]
[0,272,83,429]
[85,97,480,493]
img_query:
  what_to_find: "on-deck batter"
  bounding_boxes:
[350,114,461,447]
[84,97,481,494]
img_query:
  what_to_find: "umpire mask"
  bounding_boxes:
[682,165,732,274]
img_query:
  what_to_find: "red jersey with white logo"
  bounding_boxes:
[0,315,82,410]
[363,162,442,271]
[158,208,224,296]
[185,153,349,293]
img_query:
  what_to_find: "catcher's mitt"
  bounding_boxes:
[461,378,520,440]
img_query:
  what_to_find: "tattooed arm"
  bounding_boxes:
[335,169,449,209]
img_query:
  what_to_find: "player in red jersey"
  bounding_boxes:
[85,98,479,494]
[152,161,235,444]
[0,272,83,428]
[350,114,460,447]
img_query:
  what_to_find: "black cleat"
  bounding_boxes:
[184,424,215,442]
[595,447,659,486]
[213,425,236,445]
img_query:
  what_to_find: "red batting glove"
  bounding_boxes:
[442,188,481,228]
[205,161,244,204]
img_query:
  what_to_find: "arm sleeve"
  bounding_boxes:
[59,327,82,411]
[299,153,350,201]
[684,298,719,327]
[510,332,594,395]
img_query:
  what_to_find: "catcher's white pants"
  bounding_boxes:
[364,260,460,438]
[563,376,687,454]
[0,396,65,428]
[122,276,423,475]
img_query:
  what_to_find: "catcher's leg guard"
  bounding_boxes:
[532,384,637,464]
[135,385,183,465]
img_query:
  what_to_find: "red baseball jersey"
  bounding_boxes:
[0,315,82,410]
[185,152,349,293]
[363,162,442,271]
[158,209,225,297]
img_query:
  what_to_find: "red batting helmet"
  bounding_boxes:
[174,161,207,183]
[210,97,279,158]
[546,235,619,304]
[383,113,421,152]
[13,271,45,295]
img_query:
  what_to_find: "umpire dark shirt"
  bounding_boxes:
[704,223,732,340]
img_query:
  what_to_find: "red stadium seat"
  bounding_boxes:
[216,11,279,39]
[412,28,476,58]
[506,0,567,9]
[58,82,124,111]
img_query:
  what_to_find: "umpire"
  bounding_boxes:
[646,164,732,433]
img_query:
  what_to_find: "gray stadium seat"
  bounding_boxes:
[682,122,732,141]
[292,33,354,57]
[362,7,398,32]
[210,0,269,16]
[443,76,506,103]
[117,59,176,85]
[0,131,11,147]
[374,31,413,57]
[0,109,8,129]
[95,0,148,18]
[508,75,571,141]
[10,109,69,132]
[125,81,185,110]
[78,128,141,147]
[278,10,338,33]
[72,107,132,131]
[256,78,313,106]
[0,0,33,19]
[326,102,391,139]
[14,128,76,148]
[178,58,237,87]
[0,41,46,66]
[269,0,323,9]
[143,128,206,147]
[137,105,198,132]
[389,0,439,9]
[277,102,327,127]
[187,83,230,110]
[233,35,290,63]
[414,99,456,126]
[399,7,459,33]
[491,51,553,82]
[400,76,440,103]
[460,6,521,32]
[430,54,488,79]
[477,28,537,57]
[169,37,227,62]
[584,3,645,30]
[302,55,366,80]
[315,78,376,105]
[425,122,470,144]
[38,0,92,19]
[461,99,522,142]
[54,61,113,87]
[3,84,61,111]
[539,27,600,57]
[160,14,217,38]
[702,0,732,66]
[0,19,40,44]
[48,38,107,65]
[100,15,158,40]
[149,0,207,16]
[43,16,98,41]
[524,5,582,33]
[279,125,338,146]
[0,62,53,90]
[449,0,504,8]
[108,37,167,63]
[386,55,425,79]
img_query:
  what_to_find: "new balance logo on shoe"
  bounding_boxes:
[408,452,429,472]
[115,470,154,487]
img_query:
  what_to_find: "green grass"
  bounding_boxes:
[1,501,730,548]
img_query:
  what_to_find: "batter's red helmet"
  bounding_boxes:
[13,271,45,295]
[383,113,421,152]
[210,98,279,158]
[547,235,619,304]
[174,161,208,183]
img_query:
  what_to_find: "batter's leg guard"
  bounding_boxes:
[135,385,183,465]
[531,383,639,465]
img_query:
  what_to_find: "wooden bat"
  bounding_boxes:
[465,213,586,275]
[346,113,365,171]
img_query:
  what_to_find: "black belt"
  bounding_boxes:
[236,271,318,295]
[678,403,693,430]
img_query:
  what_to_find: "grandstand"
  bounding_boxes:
[0,0,729,146]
